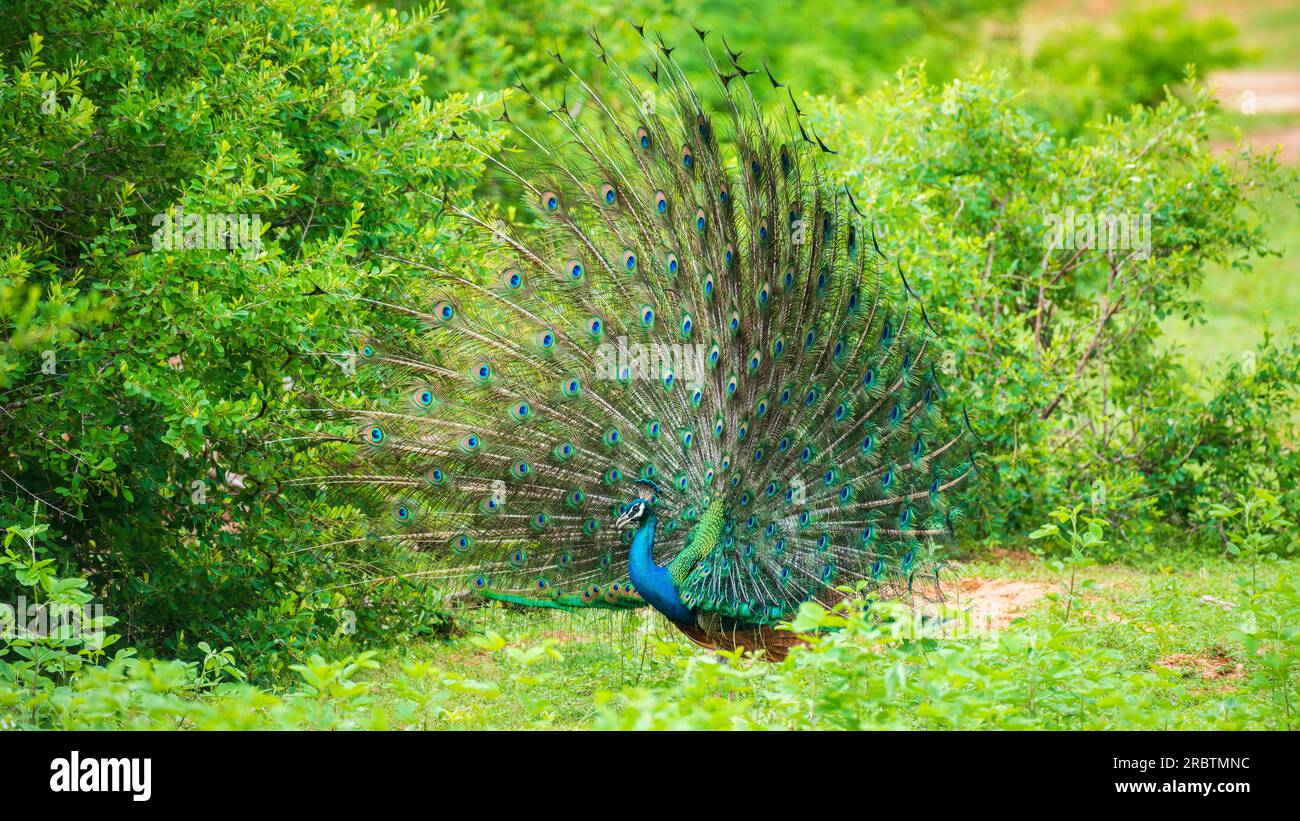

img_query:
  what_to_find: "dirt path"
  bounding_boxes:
[946,576,1053,630]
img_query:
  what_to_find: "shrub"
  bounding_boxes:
[814,66,1296,542]
[0,0,497,674]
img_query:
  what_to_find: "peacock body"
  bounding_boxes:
[312,26,978,660]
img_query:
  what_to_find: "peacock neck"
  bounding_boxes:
[626,512,694,625]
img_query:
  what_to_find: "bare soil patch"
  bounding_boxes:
[949,577,1053,629]
[1157,649,1245,683]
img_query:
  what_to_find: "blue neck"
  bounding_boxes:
[626,513,694,625]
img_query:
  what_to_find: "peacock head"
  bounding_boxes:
[614,479,660,530]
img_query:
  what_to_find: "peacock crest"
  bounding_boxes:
[299,25,979,658]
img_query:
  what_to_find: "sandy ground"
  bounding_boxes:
[1157,650,1246,684]
[945,576,1053,630]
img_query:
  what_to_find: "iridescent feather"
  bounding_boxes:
[291,25,979,659]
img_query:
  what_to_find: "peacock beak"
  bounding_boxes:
[614,508,638,530]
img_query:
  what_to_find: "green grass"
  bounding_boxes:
[366,607,688,729]
[357,549,1297,729]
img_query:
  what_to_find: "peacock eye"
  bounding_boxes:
[695,208,706,233]
[681,144,694,168]
[719,182,730,205]
[665,253,678,276]
[536,329,556,352]
[654,191,668,215]
[564,259,584,281]
[622,249,636,271]
[750,153,761,179]
[636,127,651,150]
[587,317,603,338]
[501,268,524,290]
[599,183,617,206]
[541,190,560,212]
[412,387,434,407]
[364,425,384,445]
[434,301,455,322]
[639,305,655,326]
[472,363,491,382]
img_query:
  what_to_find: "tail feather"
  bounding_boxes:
[291,25,978,621]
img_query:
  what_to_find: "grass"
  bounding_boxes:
[358,548,1296,729]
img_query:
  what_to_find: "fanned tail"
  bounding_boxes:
[284,24,980,628]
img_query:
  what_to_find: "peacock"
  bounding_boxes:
[302,25,979,661]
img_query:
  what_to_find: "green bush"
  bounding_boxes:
[812,66,1296,542]
[0,0,496,674]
